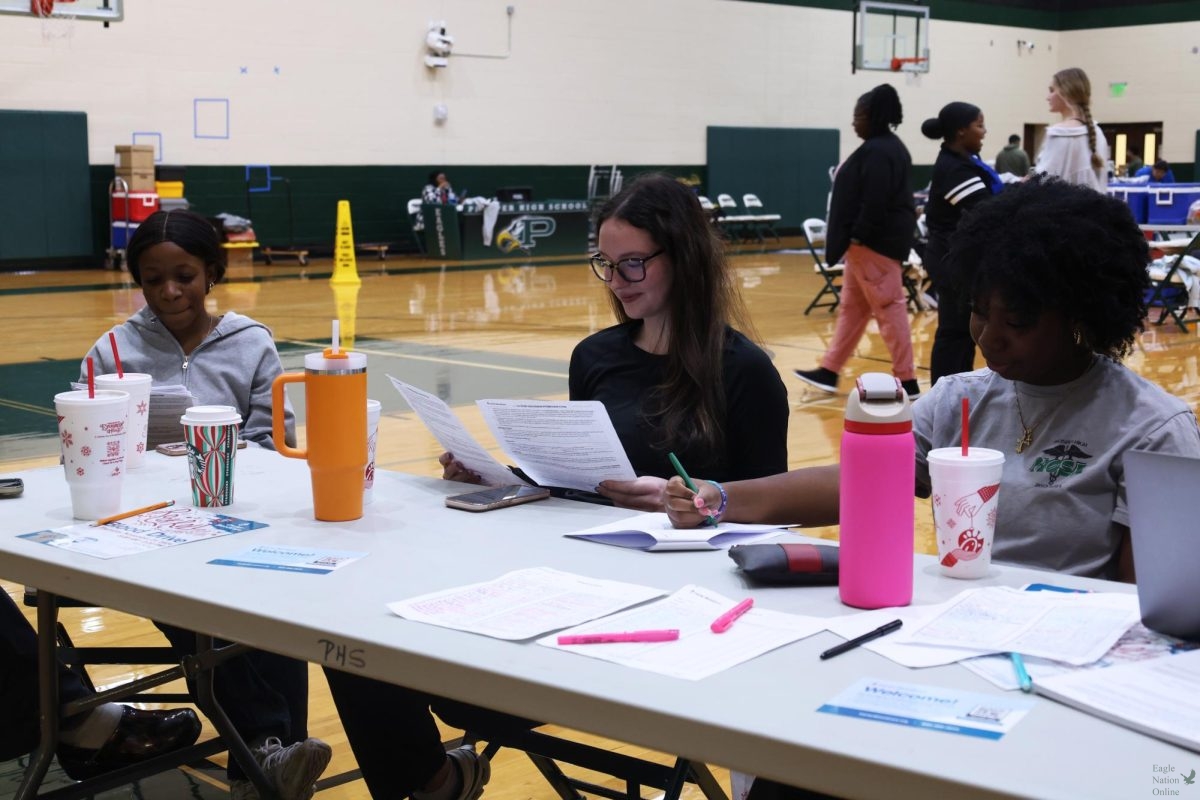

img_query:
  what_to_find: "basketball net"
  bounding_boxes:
[32,0,77,44]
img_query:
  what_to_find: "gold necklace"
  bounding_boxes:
[1013,389,1068,454]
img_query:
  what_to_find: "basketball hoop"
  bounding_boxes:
[890,56,928,73]
[32,0,78,44]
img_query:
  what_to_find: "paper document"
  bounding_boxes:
[818,677,1034,740]
[963,622,1200,691]
[540,585,825,680]
[899,587,1140,665]
[209,544,367,574]
[566,512,791,551]
[149,385,196,447]
[1035,649,1200,753]
[823,603,987,668]
[476,398,636,492]
[386,567,665,641]
[387,375,520,487]
[18,507,267,559]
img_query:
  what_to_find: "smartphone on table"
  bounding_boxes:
[444,485,551,512]
[0,478,24,498]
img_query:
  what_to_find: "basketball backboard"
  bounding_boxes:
[0,0,123,22]
[854,1,929,74]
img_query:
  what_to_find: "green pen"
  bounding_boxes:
[668,452,717,527]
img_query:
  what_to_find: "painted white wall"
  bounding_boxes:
[0,1,1195,166]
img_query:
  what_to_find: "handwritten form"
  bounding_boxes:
[388,375,519,487]
[476,399,636,492]
[386,567,665,641]
[898,587,1140,666]
[539,585,826,680]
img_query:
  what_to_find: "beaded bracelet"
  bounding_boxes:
[705,480,728,522]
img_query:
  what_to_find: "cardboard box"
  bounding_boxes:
[115,144,155,171]
[116,168,155,192]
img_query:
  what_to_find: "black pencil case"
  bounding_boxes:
[728,543,839,586]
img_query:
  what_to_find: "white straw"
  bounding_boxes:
[331,319,340,354]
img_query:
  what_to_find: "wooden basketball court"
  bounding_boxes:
[2,243,1199,799]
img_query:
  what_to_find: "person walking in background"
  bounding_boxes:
[1034,67,1110,191]
[793,84,920,398]
[994,133,1030,177]
[922,102,1003,385]
[1124,148,1143,177]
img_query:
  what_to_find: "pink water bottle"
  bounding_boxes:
[838,373,914,608]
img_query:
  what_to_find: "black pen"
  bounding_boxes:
[819,619,903,660]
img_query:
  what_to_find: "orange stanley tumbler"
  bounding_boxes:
[272,348,368,521]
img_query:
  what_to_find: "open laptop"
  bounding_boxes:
[1124,449,1200,641]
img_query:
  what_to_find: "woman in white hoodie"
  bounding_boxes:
[1035,67,1110,191]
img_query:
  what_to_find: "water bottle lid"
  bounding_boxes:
[304,350,367,373]
[844,373,912,432]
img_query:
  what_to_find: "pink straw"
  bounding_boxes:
[108,332,123,378]
[961,397,969,457]
[87,357,95,399]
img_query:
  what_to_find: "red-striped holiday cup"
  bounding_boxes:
[180,405,241,507]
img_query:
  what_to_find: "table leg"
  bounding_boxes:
[187,633,280,800]
[14,591,62,800]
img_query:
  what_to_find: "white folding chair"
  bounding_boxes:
[802,218,844,314]
[741,193,781,242]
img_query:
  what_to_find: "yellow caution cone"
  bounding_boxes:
[331,282,361,351]
[330,199,362,286]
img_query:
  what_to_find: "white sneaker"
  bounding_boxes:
[230,736,332,800]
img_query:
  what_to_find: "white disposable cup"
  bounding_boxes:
[54,389,130,520]
[928,447,1005,579]
[364,399,381,504]
[94,373,152,469]
[180,405,242,507]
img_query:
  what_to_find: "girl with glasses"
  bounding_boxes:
[333,175,790,800]
[440,172,789,510]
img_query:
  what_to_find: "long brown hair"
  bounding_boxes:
[594,173,756,456]
[1053,67,1103,170]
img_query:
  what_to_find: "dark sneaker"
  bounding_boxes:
[793,367,838,393]
[901,379,920,399]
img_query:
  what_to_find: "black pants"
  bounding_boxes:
[927,252,976,386]
[0,592,91,760]
[155,622,309,780]
[323,668,536,797]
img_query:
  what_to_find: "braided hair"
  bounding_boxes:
[1053,68,1102,170]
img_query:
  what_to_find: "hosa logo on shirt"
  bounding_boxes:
[1029,441,1092,485]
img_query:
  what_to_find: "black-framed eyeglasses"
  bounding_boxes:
[589,250,664,283]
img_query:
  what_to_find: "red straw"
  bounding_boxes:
[87,357,95,399]
[961,397,969,457]
[108,332,123,378]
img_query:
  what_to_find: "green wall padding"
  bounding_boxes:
[0,110,91,261]
[86,164,705,262]
[707,127,840,230]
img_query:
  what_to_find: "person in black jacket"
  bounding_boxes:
[794,84,920,398]
[921,101,1003,385]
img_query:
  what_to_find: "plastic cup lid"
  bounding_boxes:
[180,405,242,425]
[95,372,152,384]
[928,447,1005,466]
[54,389,129,405]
